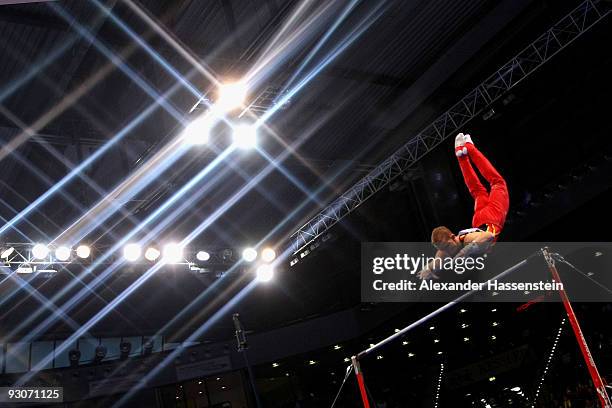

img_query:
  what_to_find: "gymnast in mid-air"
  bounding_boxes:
[419,133,509,279]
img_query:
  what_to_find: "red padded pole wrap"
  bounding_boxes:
[543,249,611,408]
[352,356,371,408]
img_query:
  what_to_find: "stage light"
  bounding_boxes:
[217,82,247,111]
[32,244,50,260]
[182,115,213,145]
[69,349,81,367]
[76,245,91,259]
[94,345,107,362]
[55,246,71,262]
[145,247,161,261]
[232,124,257,149]
[123,243,142,262]
[163,243,183,263]
[196,251,210,261]
[261,247,276,263]
[242,247,257,262]
[1,247,14,259]
[143,339,154,356]
[256,264,274,283]
[120,341,131,360]
[221,249,234,263]
[16,265,33,274]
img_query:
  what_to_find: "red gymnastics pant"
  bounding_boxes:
[457,143,509,234]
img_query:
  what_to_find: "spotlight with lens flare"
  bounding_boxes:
[181,115,213,145]
[55,246,71,262]
[232,124,257,149]
[76,245,91,259]
[32,244,50,260]
[217,82,247,111]
[256,264,274,283]
[145,247,161,262]
[261,247,276,263]
[123,243,142,262]
[162,243,183,264]
[242,247,257,263]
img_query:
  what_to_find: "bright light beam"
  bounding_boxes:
[50,2,186,121]
[89,0,205,99]
[120,0,220,85]
[257,1,388,126]
[111,281,256,407]
[0,10,200,236]
[15,1,392,382]
[95,105,354,355]
[279,0,361,95]
[245,1,338,87]
[6,148,234,345]
[0,37,77,103]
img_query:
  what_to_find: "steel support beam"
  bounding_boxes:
[286,0,611,254]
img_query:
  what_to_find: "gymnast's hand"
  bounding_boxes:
[417,266,439,280]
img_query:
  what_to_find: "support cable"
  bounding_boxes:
[330,364,353,408]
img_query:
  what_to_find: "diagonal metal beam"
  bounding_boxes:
[285,0,611,255]
[0,0,57,5]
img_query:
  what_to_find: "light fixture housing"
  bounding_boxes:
[1,247,15,259]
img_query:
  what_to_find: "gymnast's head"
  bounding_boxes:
[431,226,461,254]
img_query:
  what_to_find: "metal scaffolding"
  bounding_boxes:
[286,0,611,255]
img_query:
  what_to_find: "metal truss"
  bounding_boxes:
[242,86,290,114]
[0,243,245,276]
[189,85,290,115]
[287,0,611,255]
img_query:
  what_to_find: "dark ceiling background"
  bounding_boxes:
[0,0,610,343]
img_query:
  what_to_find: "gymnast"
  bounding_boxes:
[419,133,509,280]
